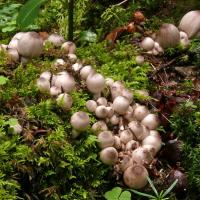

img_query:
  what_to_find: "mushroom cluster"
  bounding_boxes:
[0,32,77,64]
[33,32,162,189]
[79,65,162,189]
[0,32,44,62]
[137,10,200,61]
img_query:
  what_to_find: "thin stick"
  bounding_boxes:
[116,0,129,6]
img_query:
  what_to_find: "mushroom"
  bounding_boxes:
[54,59,66,67]
[68,53,77,63]
[119,130,133,144]
[100,147,118,165]
[126,140,139,151]
[37,77,50,92]
[7,49,19,62]
[17,32,43,58]
[86,100,97,112]
[72,63,83,72]
[54,72,75,93]
[123,164,148,189]
[56,93,73,110]
[50,86,62,96]
[9,123,23,134]
[113,136,121,149]
[156,23,180,48]
[61,41,76,54]
[142,134,162,154]
[133,105,149,121]
[98,131,114,149]
[46,33,65,47]
[112,96,130,115]
[179,10,200,38]
[141,114,160,130]
[135,55,144,65]
[132,147,154,165]
[80,65,95,80]
[95,105,108,118]
[179,31,190,48]
[70,111,90,131]
[91,121,108,135]
[40,71,52,81]
[8,38,19,49]
[140,37,155,51]
[128,121,148,141]
[86,73,105,94]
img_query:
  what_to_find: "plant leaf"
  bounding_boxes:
[147,176,158,196]
[0,76,9,85]
[129,189,155,199]
[79,30,97,43]
[17,0,46,28]
[104,187,122,200]
[6,118,18,126]
[119,191,131,200]
[163,179,178,197]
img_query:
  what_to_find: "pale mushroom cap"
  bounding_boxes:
[156,23,180,48]
[142,135,162,154]
[119,130,133,144]
[86,100,97,112]
[141,114,160,130]
[7,49,19,62]
[133,105,149,121]
[70,111,90,131]
[40,71,52,81]
[47,33,65,47]
[100,147,118,165]
[18,32,43,58]
[91,121,108,135]
[80,65,95,80]
[132,147,154,165]
[135,55,145,65]
[179,10,200,38]
[8,38,19,50]
[37,77,50,92]
[112,96,130,115]
[86,73,105,94]
[128,121,145,141]
[123,164,148,189]
[56,93,73,110]
[54,73,76,93]
[61,41,76,54]
[98,131,114,149]
[140,37,155,51]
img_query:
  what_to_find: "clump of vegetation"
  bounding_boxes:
[171,101,200,197]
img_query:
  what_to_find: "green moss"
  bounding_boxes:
[171,101,200,195]
[77,41,152,90]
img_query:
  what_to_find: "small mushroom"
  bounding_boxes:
[100,147,118,165]
[123,164,148,189]
[70,111,90,131]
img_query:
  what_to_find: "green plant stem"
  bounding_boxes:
[68,0,74,41]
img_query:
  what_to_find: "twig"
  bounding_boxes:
[116,0,129,6]
[152,58,176,76]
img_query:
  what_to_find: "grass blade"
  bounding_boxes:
[129,189,155,198]
[163,179,178,197]
[147,176,158,196]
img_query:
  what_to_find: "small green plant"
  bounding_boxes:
[130,177,178,200]
[0,76,8,86]
[104,187,131,200]
[0,3,21,33]
[104,177,178,200]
